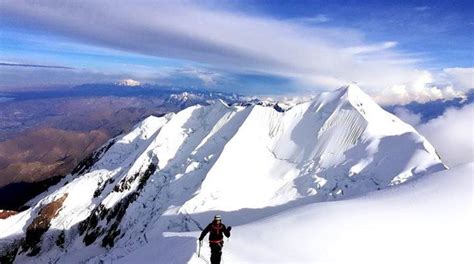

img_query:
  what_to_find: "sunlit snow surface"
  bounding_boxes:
[121,163,473,264]
[0,85,450,263]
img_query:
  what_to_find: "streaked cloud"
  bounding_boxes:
[0,62,74,70]
[0,0,471,103]
[344,41,398,55]
[292,15,331,24]
[0,67,121,90]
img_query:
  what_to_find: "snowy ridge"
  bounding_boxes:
[0,85,446,263]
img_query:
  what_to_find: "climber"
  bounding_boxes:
[198,215,231,264]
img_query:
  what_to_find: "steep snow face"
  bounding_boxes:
[0,85,446,263]
[180,84,444,212]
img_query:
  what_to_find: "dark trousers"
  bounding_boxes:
[210,242,223,264]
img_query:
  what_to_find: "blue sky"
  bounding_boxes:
[0,0,472,103]
[247,0,473,68]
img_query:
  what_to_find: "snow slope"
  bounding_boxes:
[180,84,445,213]
[0,85,447,263]
[121,162,473,264]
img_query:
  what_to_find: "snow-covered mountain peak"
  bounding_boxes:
[340,82,363,94]
[324,83,374,109]
[0,85,446,263]
[115,79,141,86]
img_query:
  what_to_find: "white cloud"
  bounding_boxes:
[0,0,469,103]
[373,70,465,105]
[293,15,331,24]
[0,2,437,93]
[393,107,422,126]
[442,68,474,92]
[344,41,398,55]
[175,68,221,86]
[417,104,474,167]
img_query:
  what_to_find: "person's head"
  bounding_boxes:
[214,214,222,224]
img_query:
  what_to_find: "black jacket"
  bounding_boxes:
[199,220,231,242]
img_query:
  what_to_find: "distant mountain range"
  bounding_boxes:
[1,83,244,103]
[385,88,474,123]
[0,83,246,210]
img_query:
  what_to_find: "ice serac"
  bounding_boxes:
[0,85,446,263]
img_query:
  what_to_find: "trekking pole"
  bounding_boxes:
[198,240,202,258]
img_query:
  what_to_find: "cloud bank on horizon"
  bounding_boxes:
[0,0,472,104]
[393,103,474,167]
[417,104,474,167]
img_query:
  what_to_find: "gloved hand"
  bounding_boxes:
[227,226,232,231]
[199,239,203,246]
